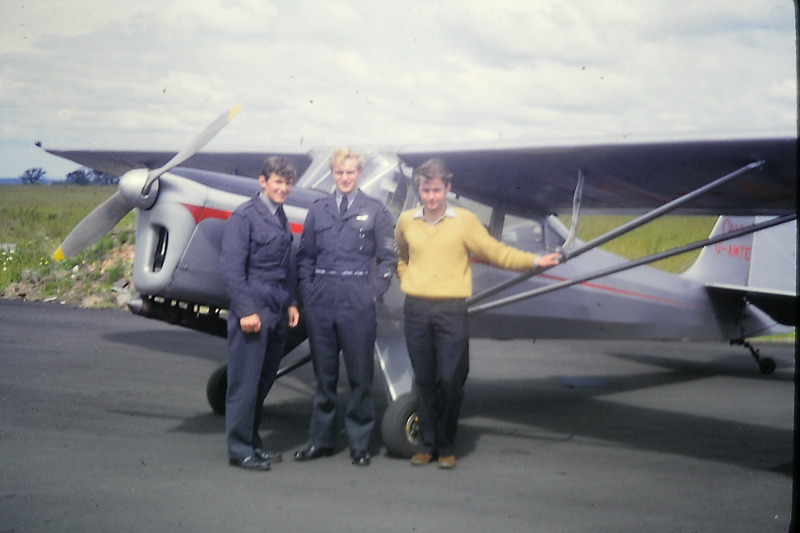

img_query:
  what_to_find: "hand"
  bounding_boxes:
[537,253,562,268]
[239,313,261,334]
[287,306,300,328]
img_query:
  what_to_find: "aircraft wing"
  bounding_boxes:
[398,136,796,216]
[47,136,795,216]
[44,149,312,180]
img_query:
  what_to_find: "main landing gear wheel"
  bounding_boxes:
[731,339,776,375]
[381,392,419,458]
[206,365,227,415]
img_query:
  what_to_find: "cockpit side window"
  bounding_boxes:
[449,194,553,253]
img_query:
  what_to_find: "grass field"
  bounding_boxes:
[560,214,716,273]
[0,184,717,297]
[1,185,136,301]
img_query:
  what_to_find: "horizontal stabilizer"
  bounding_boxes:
[683,216,796,326]
[705,283,795,325]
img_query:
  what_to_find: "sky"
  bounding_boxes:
[0,0,796,179]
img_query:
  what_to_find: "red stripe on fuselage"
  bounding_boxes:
[182,204,232,223]
[471,256,689,307]
[538,272,689,306]
[181,203,303,233]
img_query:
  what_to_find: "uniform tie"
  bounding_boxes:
[339,196,348,218]
[276,205,288,230]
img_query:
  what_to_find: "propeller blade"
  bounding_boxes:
[53,191,132,261]
[142,104,242,194]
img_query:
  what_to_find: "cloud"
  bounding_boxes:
[0,0,795,177]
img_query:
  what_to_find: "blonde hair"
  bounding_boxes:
[329,147,364,170]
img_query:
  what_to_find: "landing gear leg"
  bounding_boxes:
[731,339,776,375]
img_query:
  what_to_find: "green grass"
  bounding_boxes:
[0,185,136,293]
[0,185,716,302]
[0,186,718,294]
[0,187,718,288]
[561,214,717,273]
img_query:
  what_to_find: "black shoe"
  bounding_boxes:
[229,455,270,471]
[351,450,371,466]
[294,445,334,461]
[254,449,283,463]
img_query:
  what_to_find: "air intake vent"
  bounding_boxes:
[153,226,168,272]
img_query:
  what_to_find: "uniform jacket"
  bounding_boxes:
[297,189,397,302]
[220,194,298,327]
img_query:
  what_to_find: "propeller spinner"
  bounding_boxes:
[53,105,242,261]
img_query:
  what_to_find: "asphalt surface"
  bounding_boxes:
[0,300,794,533]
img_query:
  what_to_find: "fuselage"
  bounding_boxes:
[129,150,780,344]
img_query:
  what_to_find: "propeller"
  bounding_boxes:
[141,104,241,195]
[53,104,242,262]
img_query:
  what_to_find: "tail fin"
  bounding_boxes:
[682,215,797,325]
[682,216,756,286]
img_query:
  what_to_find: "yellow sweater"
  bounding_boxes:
[395,206,540,299]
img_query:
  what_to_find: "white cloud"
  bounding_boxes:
[0,0,795,177]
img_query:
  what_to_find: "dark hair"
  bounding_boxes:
[260,156,298,183]
[412,158,453,186]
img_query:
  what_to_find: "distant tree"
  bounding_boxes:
[65,168,120,185]
[66,169,91,185]
[89,169,119,185]
[20,167,46,184]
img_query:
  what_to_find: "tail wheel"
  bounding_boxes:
[206,365,227,415]
[381,392,419,458]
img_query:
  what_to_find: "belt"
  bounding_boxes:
[314,268,369,277]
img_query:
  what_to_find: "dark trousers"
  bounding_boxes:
[403,296,469,457]
[225,319,287,460]
[303,276,376,452]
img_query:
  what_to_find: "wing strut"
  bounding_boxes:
[467,159,766,307]
[560,160,766,262]
[468,212,796,315]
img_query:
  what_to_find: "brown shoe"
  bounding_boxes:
[410,452,434,466]
[438,455,456,469]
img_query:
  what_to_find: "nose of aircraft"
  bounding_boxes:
[53,105,242,261]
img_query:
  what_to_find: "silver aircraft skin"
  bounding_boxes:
[45,108,797,457]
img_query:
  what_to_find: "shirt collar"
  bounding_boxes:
[413,205,457,224]
[259,192,281,215]
[335,190,357,205]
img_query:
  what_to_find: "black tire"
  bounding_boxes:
[758,357,776,375]
[381,392,419,458]
[206,365,227,415]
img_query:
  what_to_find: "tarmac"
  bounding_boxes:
[0,299,794,532]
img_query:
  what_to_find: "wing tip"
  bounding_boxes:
[229,104,243,120]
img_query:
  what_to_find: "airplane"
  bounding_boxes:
[44,106,797,458]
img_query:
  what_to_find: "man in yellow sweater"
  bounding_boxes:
[395,158,561,469]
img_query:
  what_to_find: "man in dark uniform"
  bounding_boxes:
[294,147,397,466]
[220,156,301,471]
